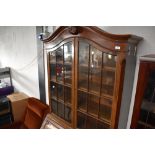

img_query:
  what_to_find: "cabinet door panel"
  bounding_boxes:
[77,40,115,128]
[49,41,73,126]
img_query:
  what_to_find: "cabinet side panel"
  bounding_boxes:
[118,54,136,128]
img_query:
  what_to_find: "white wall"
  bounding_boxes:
[99,26,155,128]
[0,26,40,98]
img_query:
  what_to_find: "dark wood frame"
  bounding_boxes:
[131,61,155,128]
[43,26,142,128]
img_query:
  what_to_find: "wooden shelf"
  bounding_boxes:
[51,97,71,108]
[50,79,71,87]
[77,109,111,125]
[78,87,113,100]
[64,62,72,65]
[78,64,116,72]
[103,66,116,72]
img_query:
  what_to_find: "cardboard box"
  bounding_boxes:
[7,92,29,122]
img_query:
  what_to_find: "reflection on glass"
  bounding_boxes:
[90,47,102,68]
[58,102,64,118]
[78,91,87,111]
[56,64,63,82]
[102,71,115,86]
[89,47,102,93]
[64,42,72,64]
[79,41,89,65]
[78,41,89,90]
[102,70,115,96]
[50,64,56,81]
[57,84,64,101]
[56,47,63,63]
[100,97,112,106]
[65,106,71,123]
[89,68,101,94]
[64,64,72,85]
[78,66,88,90]
[65,86,71,104]
[77,112,86,129]
[103,53,117,68]
[99,104,111,121]
[50,51,56,63]
[138,70,155,128]
[51,82,57,99]
[51,99,57,114]
[88,95,99,116]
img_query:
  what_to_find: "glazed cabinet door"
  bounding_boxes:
[47,39,74,127]
[76,39,117,129]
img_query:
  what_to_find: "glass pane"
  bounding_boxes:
[89,68,101,94]
[102,71,115,96]
[56,47,63,64]
[57,84,64,101]
[57,102,64,118]
[64,64,72,85]
[97,121,110,129]
[90,46,102,69]
[64,86,71,104]
[50,64,56,81]
[56,64,64,82]
[78,66,88,90]
[99,104,111,121]
[88,95,99,117]
[50,82,57,99]
[77,112,86,129]
[78,91,87,111]
[138,70,155,128]
[50,51,56,63]
[65,106,71,123]
[100,97,112,107]
[86,116,97,129]
[64,42,72,64]
[78,41,89,90]
[51,99,57,114]
[89,47,102,94]
[79,41,89,65]
[103,53,117,68]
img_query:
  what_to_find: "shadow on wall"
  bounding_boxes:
[11,68,38,96]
